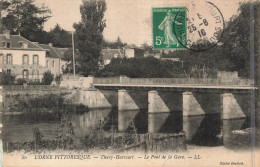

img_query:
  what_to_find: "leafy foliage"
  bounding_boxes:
[0,71,15,85]
[102,37,127,49]
[74,0,107,76]
[97,57,185,78]
[48,24,72,48]
[1,0,51,41]
[42,70,54,85]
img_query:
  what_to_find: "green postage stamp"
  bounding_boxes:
[152,7,187,50]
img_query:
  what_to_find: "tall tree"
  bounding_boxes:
[1,0,51,41]
[73,0,106,76]
[219,1,259,77]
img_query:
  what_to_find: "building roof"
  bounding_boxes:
[53,48,69,59]
[38,44,60,58]
[0,34,45,51]
[101,48,123,60]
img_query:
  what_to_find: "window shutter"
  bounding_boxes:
[11,54,13,64]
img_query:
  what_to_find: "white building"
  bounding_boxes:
[0,30,47,81]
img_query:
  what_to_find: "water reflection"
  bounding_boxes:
[71,108,114,138]
[0,107,253,149]
[148,112,182,133]
[184,114,222,146]
[222,118,251,149]
[118,109,147,133]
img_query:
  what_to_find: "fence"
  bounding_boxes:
[119,132,186,152]
[93,77,253,86]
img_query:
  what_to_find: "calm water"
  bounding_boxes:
[0,107,253,149]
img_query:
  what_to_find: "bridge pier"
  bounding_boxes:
[148,90,182,113]
[222,93,249,119]
[79,88,117,109]
[118,89,148,111]
[183,92,221,116]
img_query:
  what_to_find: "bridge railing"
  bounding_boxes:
[93,77,120,84]
[93,77,253,86]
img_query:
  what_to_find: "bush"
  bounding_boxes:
[42,71,54,85]
[16,78,27,85]
[0,72,15,85]
[55,74,62,85]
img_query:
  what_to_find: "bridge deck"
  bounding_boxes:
[93,84,257,90]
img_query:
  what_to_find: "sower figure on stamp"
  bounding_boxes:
[158,10,182,47]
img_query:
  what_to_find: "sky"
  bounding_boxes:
[35,0,246,46]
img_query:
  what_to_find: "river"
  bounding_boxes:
[0,107,253,150]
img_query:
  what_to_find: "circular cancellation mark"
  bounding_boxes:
[174,1,225,52]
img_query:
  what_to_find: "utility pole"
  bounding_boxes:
[72,31,76,76]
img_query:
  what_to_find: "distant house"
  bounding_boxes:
[100,48,123,66]
[54,48,69,72]
[0,30,47,81]
[38,43,63,76]
[100,47,145,68]
[144,50,162,59]
[124,48,144,58]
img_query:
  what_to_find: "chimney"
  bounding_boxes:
[48,43,53,47]
[3,30,10,39]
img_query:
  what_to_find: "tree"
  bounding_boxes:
[73,0,106,76]
[219,1,259,77]
[96,57,185,78]
[49,24,72,48]
[102,37,127,49]
[1,0,51,41]
[0,0,11,32]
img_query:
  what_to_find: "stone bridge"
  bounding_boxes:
[61,76,256,120]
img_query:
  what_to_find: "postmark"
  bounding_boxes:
[174,1,225,51]
[152,7,187,50]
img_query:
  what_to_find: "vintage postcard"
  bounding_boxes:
[0,0,259,166]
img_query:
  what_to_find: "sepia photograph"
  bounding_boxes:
[0,0,259,166]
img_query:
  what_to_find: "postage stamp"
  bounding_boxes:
[152,7,187,50]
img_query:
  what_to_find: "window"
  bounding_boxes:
[33,55,39,65]
[46,60,49,67]
[32,69,39,80]
[22,69,29,79]
[7,42,11,48]
[7,54,12,64]
[1,41,6,47]
[7,69,11,74]
[23,54,29,65]
[52,60,55,67]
